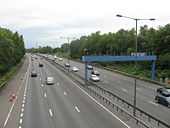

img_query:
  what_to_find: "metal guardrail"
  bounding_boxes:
[42,56,170,128]
[0,82,6,89]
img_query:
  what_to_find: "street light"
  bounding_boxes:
[116,14,155,116]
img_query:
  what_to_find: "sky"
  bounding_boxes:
[0,0,170,48]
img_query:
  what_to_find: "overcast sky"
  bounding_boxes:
[0,0,170,48]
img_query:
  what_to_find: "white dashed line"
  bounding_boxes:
[149,101,158,106]
[64,92,67,95]
[23,97,25,100]
[19,126,21,128]
[137,88,143,91]
[121,89,128,92]
[44,93,47,98]
[40,77,41,80]
[57,83,59,86]
[19,119,22,124]
[75,106,80,112]
[49,109,53,116]
[23,100,25,103]
[20,113,23,117]
[21,108,24,112]
[22,104,24,108]
[41,84,43,87]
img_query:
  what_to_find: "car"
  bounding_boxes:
[39,63,43,67]
[72,67,79,72]
[155,93,170,108]
[157,87,170,95]
[89,74,100,82]
[87,65,93,70]
[65,63,70,67]
[46,77,54,85]
[91,70,100,76]
[31,71,37,77]
[59,58,62,61]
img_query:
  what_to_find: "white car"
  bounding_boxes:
[72,67,79,72]
[89,75,100,82]
[46,77,54,85]
[59,58,62,61]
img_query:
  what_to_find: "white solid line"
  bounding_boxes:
[22,104,24,108]
[44,93,47,98]
[41,84,43,87]
[19,119,22,124]
[20,113,23,117]
[149,101,158,106]
[64,92,67,95]
[121,89,128,92]
[137,88,143,91]
[59,70,131,128]
[21,108,24,112]
[49,109,53,116]
[3,62,29,128]
[75,106,80,112]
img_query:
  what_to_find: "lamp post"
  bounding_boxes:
[61,37,76,74]
[116,14,155,116]
[84,49,88,84]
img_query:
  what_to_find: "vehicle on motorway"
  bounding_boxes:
[46,77,54,85]
[157,87,170,95]
[155,93,170,108]
[39,63,43,67]
[59,58,62,61]
[89,74,100,82]
[65,63,70,67]
[31,71,37,77]
[91,70,100,76]
[72,67,79,72]
[87,65,93,70]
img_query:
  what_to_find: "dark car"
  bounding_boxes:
[155,93,170,108]
[91,70,100,76]
[87,65,93,70]
[157,87,170,95]
[39,63,43,67]
[31,71,37,77]
[65,63,70,67]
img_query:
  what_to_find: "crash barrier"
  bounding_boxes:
[0,82,6,89]
[42,56,170,128]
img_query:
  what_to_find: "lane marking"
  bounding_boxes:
[64,92,67,96]
[121,89,128,92]
[149,101,158,106]
[75,106,80,112]
[19,126,21,128]
[23,100,25,103]
[44,93,47,98]
[21,108,24,112]
[40,77,41,80]
[57,68,131,128]
[57,83,59,86]
[23,97,25,100]
[49,109,53,117]
[19,119,22,124]
[137,88,143,91]
[22,104,24,108]
[41,84,43,87]
[20,113,23,118]
[3,62,29,128]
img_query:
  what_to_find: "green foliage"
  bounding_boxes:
[0,28,25,77]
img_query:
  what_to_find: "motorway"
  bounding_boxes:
[4,55,136,128]
[47,55,170,125]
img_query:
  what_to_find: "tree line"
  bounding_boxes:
[0,27,25,76]
[27,23,170,78]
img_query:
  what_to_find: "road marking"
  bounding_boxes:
[23,97,25,100]
[75,106,80,112]
[20,113,23,117]
[24,94,26,97]
[22,104,24,108]
[121,89,128,92]
[40,77,41,80]
[19,126,21,128]
[19,119,22,124]
[58,69,131,128]
[41,84,43,87]
[3,63,29,128]
[23,100,25,103]
[44,93,47,98]
[64,92,67,95]
[49,109,53,116]
[149,101,158,106]
[21,108,24,112]
[57,83,59,86]
[137,88,143,91]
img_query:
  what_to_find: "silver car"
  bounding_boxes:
[46,77,54,85]
[89,75,100,82]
